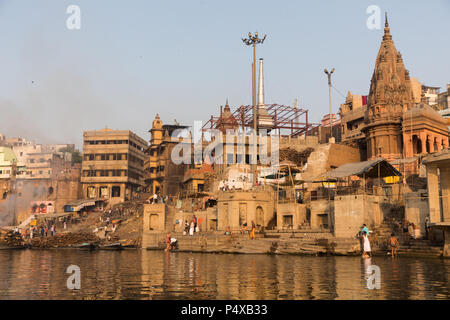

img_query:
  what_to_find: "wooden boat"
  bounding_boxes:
[74,242,97,250]
[0,244,26,250]
[99,242,123,250]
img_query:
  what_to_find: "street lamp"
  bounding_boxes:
[242,32,266,186]
[324,68,335,141]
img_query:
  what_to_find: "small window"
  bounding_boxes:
[112,186,121,197]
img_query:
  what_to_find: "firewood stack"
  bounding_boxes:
[31,232,101,248]
[0,229,25,247]
[279,147,314,167]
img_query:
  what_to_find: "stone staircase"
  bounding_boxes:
[397,239,443,257]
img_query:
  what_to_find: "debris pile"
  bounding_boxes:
[31,232,101,248]
[279,147,314,167]
[0,229,25,247]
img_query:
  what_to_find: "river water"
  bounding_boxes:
[0,249,449,300]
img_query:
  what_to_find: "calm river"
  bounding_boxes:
[0,249,449,300]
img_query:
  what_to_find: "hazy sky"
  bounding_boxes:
[0,0,449,148]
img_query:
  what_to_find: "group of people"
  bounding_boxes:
[148,193,172,205]
[240,221,257,240]
[359,223,400,258]
[397,219,423,241]
[183,215,199,236]
[16,223,58,240]
[165,233,178,251]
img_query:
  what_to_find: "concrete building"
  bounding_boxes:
[422,85,440,107]
[437,84,450,110]
[423,150,450,257]
[81,128,147,206]
[0,147,17,199]
[339,92,366,150]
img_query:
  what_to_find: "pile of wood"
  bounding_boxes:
[279,147,314,167]
[119,239,140,248]
[31,232,101,248]
[0,229,25,247]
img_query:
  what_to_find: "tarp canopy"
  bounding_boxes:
[261,173,288,179]
[38,212,73,219]
[314,158,402,181]
[65,199,96,212]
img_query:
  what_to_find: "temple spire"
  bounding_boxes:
[383,12,392,40]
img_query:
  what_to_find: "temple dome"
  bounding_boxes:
[403,102,447,125]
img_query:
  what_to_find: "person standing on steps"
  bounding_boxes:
[362,231,371,258]
[388,233,399,257]
[250,221,256,240]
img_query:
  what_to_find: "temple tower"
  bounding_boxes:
[362,14,415,161]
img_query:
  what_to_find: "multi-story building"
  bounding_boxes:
[0,147,16,199]
[81,128,147,205]
[339,92,367,151]
[146,115,189,196]
[422,85,441,108]
[438,84,450,111]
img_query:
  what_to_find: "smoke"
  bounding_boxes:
[0,181,52,227]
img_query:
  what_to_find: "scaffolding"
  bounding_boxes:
[202,104,320,137]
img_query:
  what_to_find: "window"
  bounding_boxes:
[226,154,234,164]
[112,186,121,197]
[87,186,96,199]
[99,186,109,198]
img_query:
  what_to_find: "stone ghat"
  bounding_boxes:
[144,233,362,256]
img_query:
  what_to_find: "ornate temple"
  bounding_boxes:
[360,15,448,165]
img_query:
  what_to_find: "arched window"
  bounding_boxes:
[412,135,422,154]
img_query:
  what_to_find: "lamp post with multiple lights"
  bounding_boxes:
[324,68,335,141]
[242,32,266,186]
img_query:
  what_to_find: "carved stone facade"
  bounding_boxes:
[361,15,448,162]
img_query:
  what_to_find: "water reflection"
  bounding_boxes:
[0,250,449,300]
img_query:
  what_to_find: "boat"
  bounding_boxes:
[0,244,26,250]
[74,242,98,250]
[99,242,123,250]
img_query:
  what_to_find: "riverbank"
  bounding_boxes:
[143,232,445,258]
[1,200,143,249]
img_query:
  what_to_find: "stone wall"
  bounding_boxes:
[333,195,387,238]
[277,203,307,230]
[173,207,218,233]
[217,190,275,231]
[310,199,332,230]
[405,191,429,237]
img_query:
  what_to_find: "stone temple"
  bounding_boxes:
[358,15,448,166]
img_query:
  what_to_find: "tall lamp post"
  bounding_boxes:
[242,32,266,186]
[324,68,335,141]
